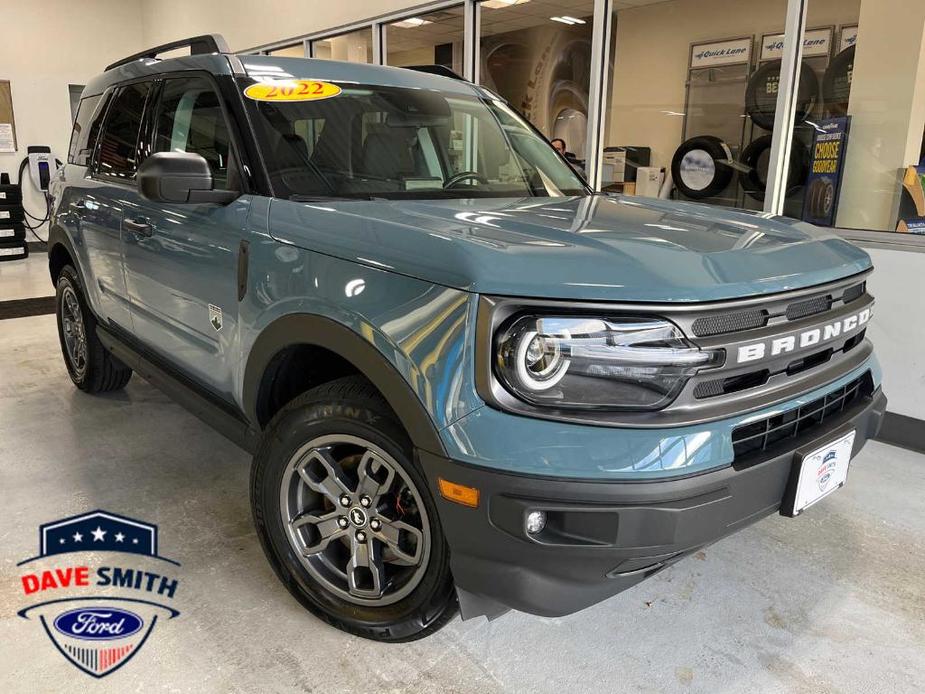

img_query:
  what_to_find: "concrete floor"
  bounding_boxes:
[0,253,51,301]
[2,313,924,693]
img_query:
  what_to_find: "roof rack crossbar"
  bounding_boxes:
[105,34,231,72]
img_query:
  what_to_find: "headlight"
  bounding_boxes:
[495,315,722,410]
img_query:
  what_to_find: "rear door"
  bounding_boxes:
[122,74,250,399]
[77,81,153,329]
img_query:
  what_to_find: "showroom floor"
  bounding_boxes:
[1,257,924,693]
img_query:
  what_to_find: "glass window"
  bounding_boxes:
[311,29,373,63]
[792,0,922,234]
[248,81,586,200]
[96,81,151,179]
[268,44,305,58]
[153,77,233,188]
[479,0,595,165]
[68,84,85,123]
[67,93,103,165]
[602,0,789,205]
[386,7,464,72]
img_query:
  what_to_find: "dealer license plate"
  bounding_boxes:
[787,430,856,516]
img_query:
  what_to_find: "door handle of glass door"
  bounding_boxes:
[124,218,154,237]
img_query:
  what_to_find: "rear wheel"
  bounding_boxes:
[251,376,458,641]
[55,265,132,393]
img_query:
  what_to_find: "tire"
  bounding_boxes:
[0,238,28,261]
[738,135,809,202]
[0,224,26,242]
[805,177,836,219]
[822,46,854,116]
[251,376,458,642]
[671,135,734,199]
[0,183,22,205]
[55,265,133,393]
[0,204,25,225]
[745,59,819,130]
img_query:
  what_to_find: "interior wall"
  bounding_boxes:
[0,0,144,242]
[607,0,861,172]
[864,248,925,420]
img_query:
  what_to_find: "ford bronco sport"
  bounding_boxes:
[49,35,886,641]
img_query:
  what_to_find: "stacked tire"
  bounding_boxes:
[0,181,28,261]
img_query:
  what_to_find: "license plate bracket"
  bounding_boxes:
[781,429,856,517]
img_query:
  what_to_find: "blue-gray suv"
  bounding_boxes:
[49,35,886,641]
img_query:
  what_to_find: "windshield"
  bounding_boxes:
[245,81,588,200]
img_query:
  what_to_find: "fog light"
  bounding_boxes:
[525,510,546,535]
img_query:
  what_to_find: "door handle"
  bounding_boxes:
[74,199,86,209]
[124,217,154,237]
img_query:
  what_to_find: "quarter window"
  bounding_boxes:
[153,77,232,188]
[67,93,105,166]
[96,82,151,179]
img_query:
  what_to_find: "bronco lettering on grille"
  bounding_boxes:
[736,307,871,364]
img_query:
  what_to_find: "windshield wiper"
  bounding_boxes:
[289,194,382,202]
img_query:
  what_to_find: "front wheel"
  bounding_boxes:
[250,376,458,641]
[55,265,132,393]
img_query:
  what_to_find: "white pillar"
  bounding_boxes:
[836,0,925,230]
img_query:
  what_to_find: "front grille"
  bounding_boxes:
[731,371,873,460]
[842,282,865,304]
[785,294,832,320]
[691,309,768,337]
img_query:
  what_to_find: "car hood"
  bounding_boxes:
[267,195,871,302]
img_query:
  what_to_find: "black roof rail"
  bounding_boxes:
[105,34,231,72]
[403,65,468,82]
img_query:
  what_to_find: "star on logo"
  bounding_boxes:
[72,531,83,542]
[115,532,125,543]
[91,526,107,542]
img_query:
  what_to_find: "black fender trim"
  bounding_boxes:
[46,224,86,288]
[242,314,447,456]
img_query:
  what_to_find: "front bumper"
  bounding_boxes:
[420,387,886,620]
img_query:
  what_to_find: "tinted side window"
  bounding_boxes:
[153,77,231,188]
[67,94,102,165]
[96,81,151,179]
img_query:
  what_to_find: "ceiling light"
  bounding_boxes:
[482,0,531,8]
[394,17,432,28]
[551,16,577,25]
[562,16,586,24]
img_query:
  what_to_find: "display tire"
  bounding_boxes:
[251,376,458,642]
[55,264,133,393]
[0,238,28,261]
[0,184,22,205]
[738,134,809,202]
[0,205,25,225]
[745,59,819,130]
[671,135,734,199]
[805,177,836,219]
[822,46,854,116]
[0,224,26,243]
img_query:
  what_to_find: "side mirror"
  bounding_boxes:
[137,151,239,205]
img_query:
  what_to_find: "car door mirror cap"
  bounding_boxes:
[137,151,239,205]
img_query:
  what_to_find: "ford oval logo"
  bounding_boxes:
[53,607,143,641]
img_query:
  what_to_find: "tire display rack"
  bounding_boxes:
[675,25,858,219]
[0,180,29,261]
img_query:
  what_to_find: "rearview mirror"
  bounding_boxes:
[137,151,239,205]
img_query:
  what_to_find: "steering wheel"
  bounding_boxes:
[444,171,489,189]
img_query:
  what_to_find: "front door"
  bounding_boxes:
[122,75,250,400]
[78,82,153,330]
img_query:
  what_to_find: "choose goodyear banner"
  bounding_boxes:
[802,116,851,227]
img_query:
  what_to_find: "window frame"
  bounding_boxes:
[146,72,241,190]
[89,78,155,186]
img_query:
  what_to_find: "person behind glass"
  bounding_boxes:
[550,138,585,178]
